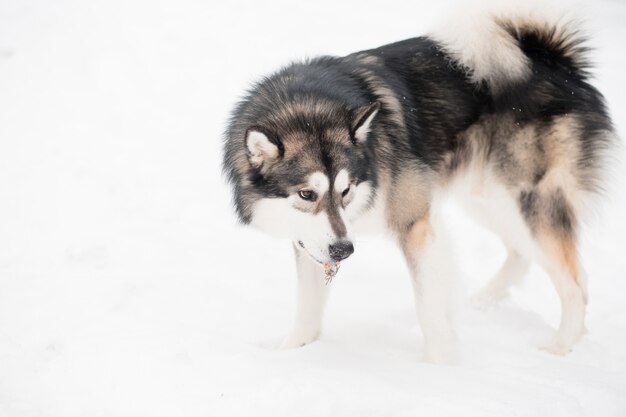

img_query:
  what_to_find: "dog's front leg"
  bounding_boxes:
[279,243,330,349]
[400,216,456,364]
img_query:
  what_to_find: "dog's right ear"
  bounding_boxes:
[245,127,282,170]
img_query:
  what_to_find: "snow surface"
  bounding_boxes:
[1,0,626,416]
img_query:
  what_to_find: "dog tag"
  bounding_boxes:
[323,262,340,285]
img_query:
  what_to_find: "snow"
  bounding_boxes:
[1,0,625,416]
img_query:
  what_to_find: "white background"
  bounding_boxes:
[1,0,625,416]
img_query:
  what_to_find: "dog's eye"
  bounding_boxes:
[341,185,351,198]
[298,190,317,201]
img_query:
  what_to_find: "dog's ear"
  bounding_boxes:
[245,127,282,170]
[350,102,380,144]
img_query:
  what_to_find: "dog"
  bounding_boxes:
[222,12,615,363]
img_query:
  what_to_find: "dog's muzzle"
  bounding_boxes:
[297,239,355,264]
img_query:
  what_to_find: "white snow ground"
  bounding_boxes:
[1,0,625,416]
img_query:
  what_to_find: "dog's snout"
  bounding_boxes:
[329,240,354,262]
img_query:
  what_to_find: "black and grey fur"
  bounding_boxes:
[223,14,615,361]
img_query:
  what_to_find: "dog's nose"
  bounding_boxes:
[329,240,354,262]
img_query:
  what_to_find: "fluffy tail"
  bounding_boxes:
[430,12,590,93]
[499,17,590,75]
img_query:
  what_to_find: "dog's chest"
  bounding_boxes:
[350,191,389,236]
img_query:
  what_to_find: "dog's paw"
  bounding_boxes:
[470,289,506,310]
[278,329,320,350]
[539,341,571,356]
[423,348,457,365]
[422,339,458,365]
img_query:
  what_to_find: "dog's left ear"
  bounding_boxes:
[350,101,380,144]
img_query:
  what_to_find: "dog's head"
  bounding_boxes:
[224,80,380,264]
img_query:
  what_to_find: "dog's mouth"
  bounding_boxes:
[297,240,324,264]
[298,240,340,283]
[297,240,338,267]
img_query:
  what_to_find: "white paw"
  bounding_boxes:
[279,329,320,350]
[422,340,457,365]
[423,351,453,365]
[470,289,505,310]
[539,341,571,356]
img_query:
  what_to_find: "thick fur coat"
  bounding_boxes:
[223,14,614,362]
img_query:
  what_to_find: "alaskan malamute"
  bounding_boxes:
[223,13,614,362]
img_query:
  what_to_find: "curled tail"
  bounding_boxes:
[430,13,591,93]
[498,17,590,76]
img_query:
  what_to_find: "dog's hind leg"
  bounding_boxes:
[279,244,331,349]
[536,228,587,355]
[520,185,587,355]
[400,215,457,363]
[471,247,530,307]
